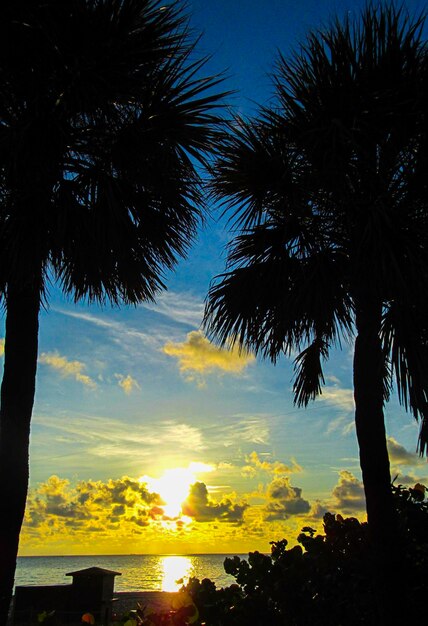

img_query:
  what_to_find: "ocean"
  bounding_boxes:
[15,554,244,593]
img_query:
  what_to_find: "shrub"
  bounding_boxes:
[181,484,427,626]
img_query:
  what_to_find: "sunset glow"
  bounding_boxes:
[141,465,215,518]
[161,556,193,592]
[6,0,426,561]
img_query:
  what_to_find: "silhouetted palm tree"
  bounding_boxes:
[204,5,428,623]
[0,0,222,621]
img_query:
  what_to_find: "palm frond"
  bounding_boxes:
[206,2,428,461]
[204,220,352,363]
[293,338,329,407]
[417,416,428,456]
[381,298,428,455]
[0,0,225,303]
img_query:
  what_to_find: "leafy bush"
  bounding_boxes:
[180,484,427,626]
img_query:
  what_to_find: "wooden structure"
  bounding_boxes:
[13,567,121,625]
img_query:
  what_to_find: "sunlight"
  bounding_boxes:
[140,464,215,518]
[145,468,196,517]
[160,556,193,592]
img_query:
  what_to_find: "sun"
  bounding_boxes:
[148,468,196,517]
[140,463,214,518]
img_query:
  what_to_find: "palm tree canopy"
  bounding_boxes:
[204,4,428,452]
[0,0,223,304]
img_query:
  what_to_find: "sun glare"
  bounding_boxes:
[161,556,193,591]
[140,464,214,518]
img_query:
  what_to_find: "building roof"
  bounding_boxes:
[66,567,122,577]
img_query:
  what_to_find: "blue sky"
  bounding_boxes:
[2,0,427,556]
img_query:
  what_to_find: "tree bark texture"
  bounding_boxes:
[0,285,40,626]
[353,294,405,626]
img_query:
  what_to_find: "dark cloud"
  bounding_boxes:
[332,471,366,514]
[149,506,165,519]
[45,502,89,519]
[81,477,159,506]
[182,482,248,522]
[76,478,151,507]
[264,477,310,520]
[392,472,428,487]
[128,515,150,528]
[111,504,126,516]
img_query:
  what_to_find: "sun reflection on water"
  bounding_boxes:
[160,556,193,592]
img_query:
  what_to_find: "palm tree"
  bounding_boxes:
[204,4,428,623]
[0,0,223,621]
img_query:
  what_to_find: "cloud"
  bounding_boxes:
[331,470,366,515]
[188,462,216,473]
[326,414,355,436]
[387,437,420,466]
[182,482,248,522]
[115,374,140,395]
[24,474,250,543]
[36,476,86,520]
[320,385,355,412]
[24,475,163,535]
[310,501,329,519]
[211,418,270,447]
[39,352,96,388]
[35,415,206,459]
[242,451,302,477]
[162,331,255,383]
[142,291,204,327]
[159,422,206,451]
[0,337,4,357]
[264,477,311,520]
[391,471,428,487]
[55,309,162,353]
[78,476,158,507]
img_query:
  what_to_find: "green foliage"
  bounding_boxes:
[178,485,428,626]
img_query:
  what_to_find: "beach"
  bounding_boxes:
[113,592,178,616]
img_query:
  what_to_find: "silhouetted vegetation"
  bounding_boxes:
[175,484,427,626]
[0,1,223,622]
[204,4,428,622]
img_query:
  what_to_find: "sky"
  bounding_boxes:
[2,0,428,557]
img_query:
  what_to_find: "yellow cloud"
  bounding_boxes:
[22,475,163,544]
[0,337,4,357]
[22,472,361,556]
[162,331,255,382]
[242,451,302,477]
[115,373,140,395]
[21,474,252,555]
[39,352,96,388]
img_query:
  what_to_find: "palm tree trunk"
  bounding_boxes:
[0,284,40,626]
[353,294,404,625]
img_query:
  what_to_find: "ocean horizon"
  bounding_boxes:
[16,553,246,592]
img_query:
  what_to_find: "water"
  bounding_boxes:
[15,554,244,592]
